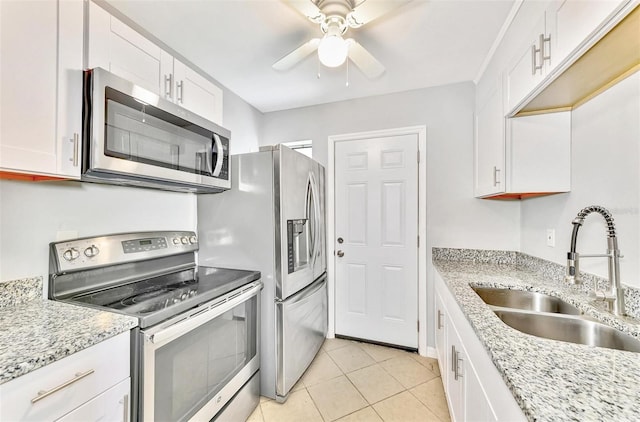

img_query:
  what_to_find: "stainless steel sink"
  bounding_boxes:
[494,310,640,353]
[472,286,581,315]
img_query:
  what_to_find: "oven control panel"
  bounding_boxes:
[51,231,198,273]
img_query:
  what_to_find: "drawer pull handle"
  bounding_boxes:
[31,369,95,403]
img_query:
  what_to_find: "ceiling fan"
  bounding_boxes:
[273,0,411,79]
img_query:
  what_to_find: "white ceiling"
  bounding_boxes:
[105,0,515,113]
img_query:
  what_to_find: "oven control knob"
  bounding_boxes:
[181,237,189,245]
[189,290,197,297]
[173,238,181,245]
[62,248,80,261]
[181,293,188,300]
[173,298,179,304]
[84,245,100,258]
[189,235,197,244]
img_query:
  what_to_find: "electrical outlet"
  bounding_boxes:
[546,229,555,247]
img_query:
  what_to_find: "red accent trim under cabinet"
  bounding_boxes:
[0,171,68,182]
[483,192,566,200]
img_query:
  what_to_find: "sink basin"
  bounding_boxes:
[494,310,640,353]
[472,286,581,315]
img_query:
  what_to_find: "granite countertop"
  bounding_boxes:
[433,249,640,422]
[0,277,138,385]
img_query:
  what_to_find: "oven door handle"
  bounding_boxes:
[148,282,261,346]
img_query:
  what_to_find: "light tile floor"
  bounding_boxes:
[248,338,451,422]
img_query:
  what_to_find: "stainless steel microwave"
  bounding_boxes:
[82,68,230,193]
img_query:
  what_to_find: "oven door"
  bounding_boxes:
[140,282,261,422]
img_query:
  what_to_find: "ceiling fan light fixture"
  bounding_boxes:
[318,34,348,67]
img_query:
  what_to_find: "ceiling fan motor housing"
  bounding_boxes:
[316,0,354,18]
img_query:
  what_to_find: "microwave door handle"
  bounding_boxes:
[212,133,224,177]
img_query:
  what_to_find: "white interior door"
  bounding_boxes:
[334,134,419,348]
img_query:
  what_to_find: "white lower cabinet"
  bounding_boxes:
[55,378,130,422]
[434,271,525,422]
[0,332,130,422]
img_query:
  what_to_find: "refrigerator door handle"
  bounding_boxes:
[306,175,317,269]
[282,275,326,305]
[309,171,321,271]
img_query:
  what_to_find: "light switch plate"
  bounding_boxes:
[546,229,555,247]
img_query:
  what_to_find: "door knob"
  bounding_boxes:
[337,250,344,257]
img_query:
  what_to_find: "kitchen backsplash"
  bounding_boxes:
[0,277,42,308]
[432,247,640,320]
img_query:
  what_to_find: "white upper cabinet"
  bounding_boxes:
[506,0,631,115]
[87,2,224,126]
[547,0,625,68]
[174,59,224,125]
[474,75,506,198]
[88,2,164,96]
[0,0,83,179]
[475,73,571,199]
[506,14,551,112]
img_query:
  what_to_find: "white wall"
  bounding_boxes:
[0,81,261,284]
[0,181,197,283]
[520,72,640,287]
[262,82,521,349]
[221,87,262,154]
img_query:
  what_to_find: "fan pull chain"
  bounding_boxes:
[346,58,350,87]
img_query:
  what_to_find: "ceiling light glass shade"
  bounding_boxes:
[318,34,348,67]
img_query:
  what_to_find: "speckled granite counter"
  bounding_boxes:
[0,277,137,385]
[433,248,640,422]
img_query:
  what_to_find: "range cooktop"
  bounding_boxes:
[63,266,260,328]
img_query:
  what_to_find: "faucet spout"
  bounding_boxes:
[565,205,625,316]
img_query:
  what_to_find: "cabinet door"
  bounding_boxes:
[0,0,58,175]
[474,78,505,197]
[55,378,130,422]
[508,111,571,193]
[174,59,224,125]
[547,0,623,65]
[446,323,465,422]
[0,0,82,179]
[464,365,498,422]
[88,2,163,95]
[56,0,84,178]
[435,290,447,388]
[506,14,547,112]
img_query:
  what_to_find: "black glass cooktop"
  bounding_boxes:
[66,266,260,328]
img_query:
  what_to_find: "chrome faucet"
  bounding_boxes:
[565,205,626,316]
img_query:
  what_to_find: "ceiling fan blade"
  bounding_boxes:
[284,0,325,23]
[347,39,385,79]
[347,0,412,28]
[273,38,321,71]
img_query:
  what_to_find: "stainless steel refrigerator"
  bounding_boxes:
[197,145,327,402]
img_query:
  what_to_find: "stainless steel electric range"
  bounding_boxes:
[49,231,262,422]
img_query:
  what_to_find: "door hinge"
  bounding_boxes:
[417,320,420,332]
[417,151,420,164]
[417,235,420,248]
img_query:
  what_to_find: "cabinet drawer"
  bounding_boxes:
[55,378,130,422]
[0,331,130,421]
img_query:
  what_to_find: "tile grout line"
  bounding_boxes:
[405,377,450,422]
